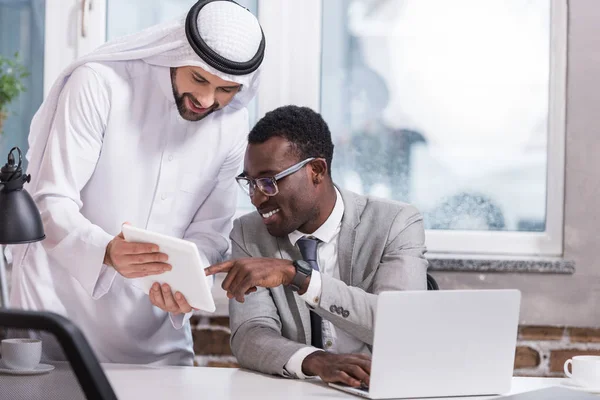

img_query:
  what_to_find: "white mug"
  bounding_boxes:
[1,339,42,370]
[564,355,600,388]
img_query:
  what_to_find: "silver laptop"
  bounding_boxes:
[330,289,521,399]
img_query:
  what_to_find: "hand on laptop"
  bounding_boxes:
[302,352,371,388]
[149,283,198,315]
[104,223,172,278]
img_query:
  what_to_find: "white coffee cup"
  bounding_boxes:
[564,355,600,388]
[1,339,42,370]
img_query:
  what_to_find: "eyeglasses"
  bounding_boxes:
[236,158,315,197]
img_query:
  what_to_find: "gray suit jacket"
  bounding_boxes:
[228,188,428,377]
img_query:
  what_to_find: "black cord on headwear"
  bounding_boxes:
[185,0,266,76]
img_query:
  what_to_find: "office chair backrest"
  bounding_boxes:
[427,273,439,290]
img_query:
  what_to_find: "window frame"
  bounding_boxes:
[43,0,107,97]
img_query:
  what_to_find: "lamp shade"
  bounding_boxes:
[0,147,45,244]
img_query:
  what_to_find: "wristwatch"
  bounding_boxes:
[289,260,312,292]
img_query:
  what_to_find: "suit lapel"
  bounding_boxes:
[276,236,312,344]
[338,188,366,286]
[272,188,367,344]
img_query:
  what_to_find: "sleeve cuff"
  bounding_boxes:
[85,227,116,299]
[299,271,322,307]
[91,264,118,300]
[284,347,323,379]
[169,311,193,330]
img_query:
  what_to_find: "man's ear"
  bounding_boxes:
[310,159,328,185]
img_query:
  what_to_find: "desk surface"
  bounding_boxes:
[103,364,567,400]
[0,361,575,400]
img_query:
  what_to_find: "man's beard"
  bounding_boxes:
[170,68,218,122]
[175,93,218,122]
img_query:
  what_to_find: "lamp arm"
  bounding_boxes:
[7,147,22,182]
[1,147,24,186]
[0,244,8,308]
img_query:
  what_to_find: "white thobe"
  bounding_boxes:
[9,60,248,365]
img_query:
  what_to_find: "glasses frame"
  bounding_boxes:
[236,157,316,197]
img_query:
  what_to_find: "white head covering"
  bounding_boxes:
[26,0,264,181]
[197,1,263,63]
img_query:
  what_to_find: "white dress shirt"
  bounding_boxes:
[284,188,369,378]
[10,60,248,365]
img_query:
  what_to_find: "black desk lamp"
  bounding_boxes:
[0,146,45,307]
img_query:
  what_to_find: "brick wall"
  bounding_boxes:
[192,317,600,376]
[191,315,239,368]
[514,326,600,376]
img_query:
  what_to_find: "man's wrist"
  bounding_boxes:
[285,260,313,294]
[298,275,311,295]
[103,240,114,267]
[301,350,325,376]
[283,261,296,285]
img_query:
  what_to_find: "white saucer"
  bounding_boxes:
[0,361,55,375]
[561,379,600,393]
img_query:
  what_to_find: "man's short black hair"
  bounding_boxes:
[248,105,334,176]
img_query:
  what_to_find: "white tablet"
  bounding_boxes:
[121,224,216,313]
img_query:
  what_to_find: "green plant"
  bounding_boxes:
[0,53,29,134]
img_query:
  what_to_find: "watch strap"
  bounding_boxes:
[290,260,311,291]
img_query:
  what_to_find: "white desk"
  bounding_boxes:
[103,364,569,400]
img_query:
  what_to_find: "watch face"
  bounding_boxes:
[295,260,312,274]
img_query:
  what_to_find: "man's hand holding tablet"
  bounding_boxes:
[105,223,194,314]
[113,223,216,313]
[149,282,197,315]
[104,222,172,278]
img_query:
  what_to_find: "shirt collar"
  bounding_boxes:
[288,187,345,246]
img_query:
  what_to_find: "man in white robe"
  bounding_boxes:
[9,0,265,366]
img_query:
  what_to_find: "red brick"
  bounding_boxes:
[189,316,230,328]
[193,329,232,356]
[209,317,230,328]
[568,328,600,343]
[550,350,600,373]
[190,315,204,327]
[207,361,239,368]
[519,326,565,341]
[514,346,541,369]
